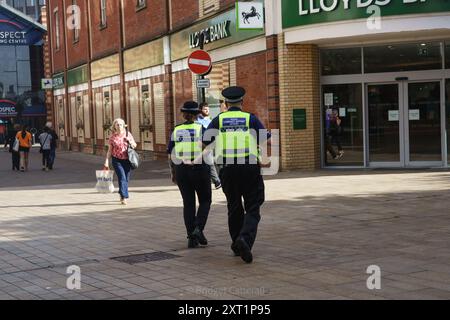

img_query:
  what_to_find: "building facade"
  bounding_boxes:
[279,0,450,169]
[46,0,277,161]
[45,0,450,170]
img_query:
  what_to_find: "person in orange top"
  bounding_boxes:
[16,125,32,172]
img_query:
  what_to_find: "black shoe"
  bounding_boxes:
[235,237,253,263]
[231,242,240,256]
[187,236,199,248]
[192,227,208,246]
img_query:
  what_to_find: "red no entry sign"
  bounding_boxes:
[188,50,212,75]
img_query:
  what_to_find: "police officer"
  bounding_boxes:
[168,101,212,248]
[205,86,270,263]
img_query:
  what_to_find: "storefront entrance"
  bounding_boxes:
[368,80,443,167]
[320,40,450,168]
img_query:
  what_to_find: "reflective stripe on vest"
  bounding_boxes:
[173,123,203,161]
[217,111,258,159]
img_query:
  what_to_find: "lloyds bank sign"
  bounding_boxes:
[189,20,231,49]
[282,0,450,28]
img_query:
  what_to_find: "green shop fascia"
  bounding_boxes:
[282,0,450,28]
[170,7,265,61]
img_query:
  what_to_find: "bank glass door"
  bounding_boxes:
[367,81,443,167]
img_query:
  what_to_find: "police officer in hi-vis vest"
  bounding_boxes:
[168,101,212,248]
[205,86,271,263]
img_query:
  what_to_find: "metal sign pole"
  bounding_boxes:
[198,32,206,104]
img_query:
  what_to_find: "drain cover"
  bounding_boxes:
[111,251,180,265]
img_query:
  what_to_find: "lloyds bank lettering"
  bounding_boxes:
[299,0,428,15]
[189,20,231,49]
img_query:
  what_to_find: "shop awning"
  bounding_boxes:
[0,3,46,46]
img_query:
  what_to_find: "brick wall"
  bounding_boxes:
[66,0,89,68]
[236,52,269,129]
[172,70,194,125]
[171,0,198,31]
[48,0,66,73]
[89,0,121,59]
[266,35,279,131]
[122,0,168,48]
[277,34,321,170]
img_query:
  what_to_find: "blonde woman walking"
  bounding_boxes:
[104,118,137,205]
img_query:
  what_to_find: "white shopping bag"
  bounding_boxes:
[95,170,115,193]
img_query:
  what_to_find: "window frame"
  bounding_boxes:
[100,0,107,29]
[54,8,60,51]
[136,0,147,11]
[72,0,80,44]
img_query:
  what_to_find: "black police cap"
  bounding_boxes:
[222,86,246,103]
[180,101,201,113]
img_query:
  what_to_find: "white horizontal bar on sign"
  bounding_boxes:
[188,58,211,66]
[209,37,266,63]
[284,13,450,45]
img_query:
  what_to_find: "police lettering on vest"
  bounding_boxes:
[172,123,203,164]
[216,110,259,165]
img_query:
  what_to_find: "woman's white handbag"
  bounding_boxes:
[13,138,19,152]
[95,170,115,193]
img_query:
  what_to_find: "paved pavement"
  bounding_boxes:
[0,148,450,300]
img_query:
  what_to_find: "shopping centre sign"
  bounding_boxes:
[282,0,450,28]
[0,100,17,117]
[0,7,46,45]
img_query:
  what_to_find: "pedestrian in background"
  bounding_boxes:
[103,118,137,205]
[16,125,32,172]
[197,102,221,189]
[4,124,20,171]
[219,99,228,113]
[168,101,211,248]
[45,122,58,170]
[39,126,53,171]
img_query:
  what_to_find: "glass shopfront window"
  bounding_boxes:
[322,84,364,166]
[321,48,361,76]
[364,42,442,73]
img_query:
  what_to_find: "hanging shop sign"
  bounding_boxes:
[0,100,17,117]
[41,78,53,90]
[236,2,264,30]
[282,0,450,28]
[0,7,46,45]
[171,8,265,61]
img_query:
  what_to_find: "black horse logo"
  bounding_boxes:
[242,6,261,24]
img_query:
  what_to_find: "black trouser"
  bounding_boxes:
[11,151,20,170]
[42,150,51,168]
[220,164,265,250]
[175,164,212,236]
[326,134,343,158]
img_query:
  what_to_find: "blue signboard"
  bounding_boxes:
[0,99,17,117]
[0,5,46,46]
